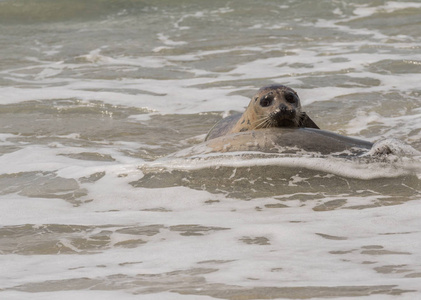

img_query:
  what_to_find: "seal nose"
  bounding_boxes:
[279,104,288,112]
[279,104,295,116]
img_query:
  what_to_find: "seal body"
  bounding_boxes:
[176,128,373,158]
[206,84,319,141]
[205,128,373,155]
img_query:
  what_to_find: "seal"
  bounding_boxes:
[205,84,319,141]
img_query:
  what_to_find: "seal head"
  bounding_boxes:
[235,84,301,131]
[205,84,319,141]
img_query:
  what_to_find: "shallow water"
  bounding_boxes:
[1,0,421,299]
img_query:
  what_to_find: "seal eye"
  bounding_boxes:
[285,93,295,104]
[260,97,273,107]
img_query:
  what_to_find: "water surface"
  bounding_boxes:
[1,0,421,299]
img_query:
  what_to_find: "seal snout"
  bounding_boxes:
[269,104,298,127]
[279,103,294,113]
[277,104,296,118]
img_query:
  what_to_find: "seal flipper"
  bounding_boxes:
[299,112,320,129]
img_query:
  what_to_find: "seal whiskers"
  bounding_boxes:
[253,116,272,129]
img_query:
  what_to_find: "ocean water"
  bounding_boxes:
[0,0,421,299]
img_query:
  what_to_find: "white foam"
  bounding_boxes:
[345,111,383,135]
[0,291,217,300]
[0,133,16,145]
[0,143,420,296]
[353,1,421,18]
[146,152,421,180]
[365,138,421,157]
[0,194,74,226]
[2,35,421,117]
[157,33,188,46]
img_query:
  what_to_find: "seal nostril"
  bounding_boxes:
[279,104,287,112]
